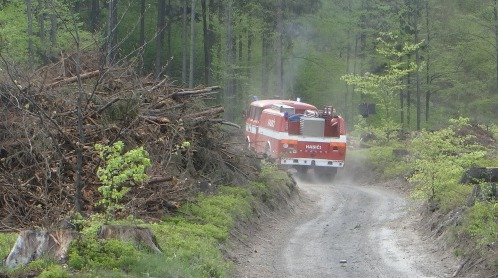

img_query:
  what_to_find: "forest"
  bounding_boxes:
[0,0,497,277]
[1,0,497,126]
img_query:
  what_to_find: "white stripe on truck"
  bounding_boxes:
[246,124,347,143]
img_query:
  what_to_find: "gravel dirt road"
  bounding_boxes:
[233,174,459,278]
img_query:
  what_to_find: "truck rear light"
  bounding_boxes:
[282,139,298,145]
[330,142,346,153]
[286,148,297,154]
[282,139,298,154]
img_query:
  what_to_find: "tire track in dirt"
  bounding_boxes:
[234,176,458,278]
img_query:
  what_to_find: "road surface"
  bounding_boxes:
[233,175,458,278]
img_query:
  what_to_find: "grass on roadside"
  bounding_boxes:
[0,164,293,277]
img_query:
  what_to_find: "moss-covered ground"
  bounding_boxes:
[0,163,294,278]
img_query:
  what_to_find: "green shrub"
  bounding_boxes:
[38,264,70,278]
[463,201,498,246]
[68,238,139,271]
[409,119,486,211]
[125,253,206,278]
[490,124,498,140]
[1,258,65,278]
[95,141,151,217]
[364,143,412,179]
[350,116,402,144]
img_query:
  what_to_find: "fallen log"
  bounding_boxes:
[209,120,241,129]
[169,86,221,100]
[46,70,100,88]
[140,115,171,125]
[148,176,174,185]
[186,107,224,120]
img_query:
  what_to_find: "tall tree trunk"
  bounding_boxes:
[400,90,405,126]
[261,31,269,97]
[90,0,99,32]
[208,0,215,69]
[208,0,215,29]
[139,0,145,74]
[352,34,359,116]
[37,0,46,45]
[139,0,145,48]
[425,0,431,122]
[247,30,253,78]
[49,0,57,47]
[74,21,85,214]
[236,30,243,93]
[166,0,172,75]
[155,0,166,79]
[415,0,421,130]
[225,0,236,119]
[201,0,209,85]
[182,0,188,84]
[189,0,195,88]
[106,0,118,66]
[494,0,498,93]
[406,59,411,127]
[275,0,284,98]
[238,33,243,63]
[26,0,34,67]
[74,0,81,13]
[345,27,351,121]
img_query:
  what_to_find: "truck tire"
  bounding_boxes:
[295,166,308,175]
[315,167,337,183]
[263,143,272,159]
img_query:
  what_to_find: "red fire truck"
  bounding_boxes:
[245,99,347,180]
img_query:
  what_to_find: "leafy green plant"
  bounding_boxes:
[37,264,69,278]
[463,201,498,246]
[409,118,486,210]
[94,141,151,217]
[342,33,423,121]
[68,238,139,271]
[366,143,411,179]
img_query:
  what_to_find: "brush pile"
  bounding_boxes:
[0,52,259,230]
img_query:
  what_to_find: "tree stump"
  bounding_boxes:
[460,167,498,184]
[461,167,498,206]
[4,230,76,268]
[97,225,162,254]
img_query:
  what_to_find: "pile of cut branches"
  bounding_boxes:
[0,52,259,230]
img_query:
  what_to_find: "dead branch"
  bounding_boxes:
[0,51,258,231]
[169,86,221,100]
[46,70,100,88]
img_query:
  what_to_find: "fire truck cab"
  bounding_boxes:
[245,99,347,180]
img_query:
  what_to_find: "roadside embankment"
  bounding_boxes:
[348,121,498,278]
[0,163,296,278]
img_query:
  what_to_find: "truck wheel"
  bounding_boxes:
[295,166,308,175]
[315,167,337,183]
[263,143,272,159]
